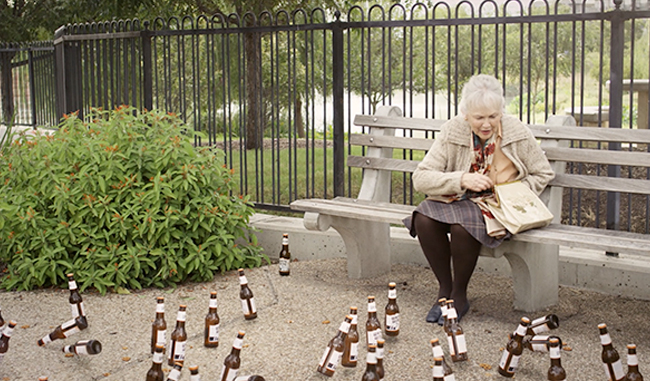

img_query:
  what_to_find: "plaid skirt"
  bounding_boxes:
[403,199,510,248]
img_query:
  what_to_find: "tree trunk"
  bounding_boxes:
[0,52,16,125]
[295,95,305,139]
[244,31,261,150]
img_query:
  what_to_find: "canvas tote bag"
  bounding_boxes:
[486,181,553,234]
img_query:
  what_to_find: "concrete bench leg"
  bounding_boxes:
[329,216,391,279]
[497,241,559,312]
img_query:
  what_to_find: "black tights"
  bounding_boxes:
[413,212,482,312]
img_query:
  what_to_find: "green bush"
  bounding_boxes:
[0,106,267,293]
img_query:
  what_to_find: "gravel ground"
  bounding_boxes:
[0,258,647,380]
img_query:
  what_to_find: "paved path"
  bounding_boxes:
[1,258,648,380]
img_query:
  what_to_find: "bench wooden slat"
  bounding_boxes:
[290,197,413,224]
[551,174,650,195]
[349,133,434,151]
[347,155,419,173]
[543,146,650,167]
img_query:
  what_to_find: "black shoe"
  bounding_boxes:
[425,303,442,323]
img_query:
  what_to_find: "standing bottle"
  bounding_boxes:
[151,296,167,353]
[430,338,454,380]
[527,314,560,335]
[600,323,625,381]
[234,377,266,381]
[444,300,468,362]
[625,344,644,381]
[204,291,220,348]
[433,357,446,381]
[361,344,379,381]
[238,269,257,320]
[317,315,352,377]
[0,305,4,328]
[498,317,530,378]
[523,335,563,352]
[384,282,400,337]
[547,337,566,380]
[146,344,165,381]
[166,362,183,381]
[0,321,16,363]
[67,273,85,319]
[37,317,85,346]
[221,331,246,381]
[189,365,201,381]
[62,339,102,355]
[278,233,291,276]
[342,306,359,368]
[365,296,383,348]
[376,339,385,381]
[167,305,188,366]
[38,378,48,381]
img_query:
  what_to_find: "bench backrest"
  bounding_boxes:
[350,106,650,224]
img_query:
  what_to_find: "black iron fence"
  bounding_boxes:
[1,2,649,233]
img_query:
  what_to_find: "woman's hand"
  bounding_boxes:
[461,172,494,192]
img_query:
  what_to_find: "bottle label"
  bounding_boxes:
[282,237,289,245]
[444,374,456,381]
[628,354,639,367]
[76,343,89,355]
[209,298,218,308]
[172,340,186,361]
[349,342,358,361]
[455,333,467,354]
[531,323,549,335]
[432,344,444,358]
[156,329,166,346]
[367,329,382,345]
[351,314,358,325]
[63,325,81,338]
[40,334,53,345]
[604,359,625,380]
[239,275,248,285]
[69,280,77,290]
[376,346,384,360]
[339,321,351,335]
[325,349,343,371]
[220,366,239,381]
[499,351,519,374]
[368,302,377,312]
[168,368,182,381]
[208,324,220,342]
[61,318,77,330]
[600,333,612,345]
[240,297,256,315]
[279,258,290,272]
[549,345,561,359]
[433,365,444,377]
[515,323,527,337]
[233,337,243,350]
[156,303,165,313]
[531,342,548,352]
[388,289,396,299]
[153,351,163,363]
[385,313,400,331]
[447,335,455,356]
[71,303,80,318]
[177,311,186,322]
[319,346,332,367]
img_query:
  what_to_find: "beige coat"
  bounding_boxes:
[412,114,555,197]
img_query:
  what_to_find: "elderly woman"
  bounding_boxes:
[403,74,554,324]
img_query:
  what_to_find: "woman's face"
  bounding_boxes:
[466,106,502,143]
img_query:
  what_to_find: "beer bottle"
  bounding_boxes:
[62,339,102,355]
[166,362,183,381]
[0,304,6,328]
[238,269,257,320]
[37,317,85,346]
[365,296,383,348]
[317,315,352,377]
[433,357,445,381]
[189,365,201,381]
[167,305,188,366]
[204,291,220,348]
[146,344,165,381]
[221,331,246,381]
[67,273,85,319]
[384,282,399,337]
[376,339,385,381]
[151,296,167,354]
[625,344,644,381]
[278,233,291,276]
[361,344,379,381]
[342,306,359,368]
[547,337,566,380]
[498,317,530,378]
[0,321,16,363]
[527,314,559,336]
[38,377,48,381]
[523,335,563,352]
[443,300,456,332]
[443,301,468,362]
[430,339,454,379]
[234,377,266,381]
[600,323,625,381]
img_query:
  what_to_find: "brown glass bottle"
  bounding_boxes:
[234,376,266,381]
[279,233,291,276]
[146,344,165,381]
[600,323,625,381]
[376,339,385,381]
[151,296,167,354]
[167,305,187,366]
[221,331,246,381]
[498,317,530,378]
[443,300,455,333]
[37,317,85,346]
[238,269,257,320]
[444,301,468,362]
[342,306,359,368]
[625,344,644,381]
[384,282,399,337]
[433,357,445,381]
[365,296,383,348]
[62,339,102,355]
[67,273,85,319]
[523,335,563,352]
[527,314,559,335]
[0,305,4,328]
[317,315,352,377]
[166,362,183,381]
[38,377,48,381]
[430,338,454,379]
[0,321,16,362]
[361,344,379,381]
[204,291,220,348]
[547,337,566,380]
[189,365,201,381]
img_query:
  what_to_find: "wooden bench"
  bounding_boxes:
[290,105,650,312]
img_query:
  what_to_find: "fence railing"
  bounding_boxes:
[1,2,649,234]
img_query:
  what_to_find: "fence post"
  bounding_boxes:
[141,21,153,112]
[0,46,15,125]
[332,10,345,198]
[54,26,83,119]
[28,48,37,127]
[606,0,624,256]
